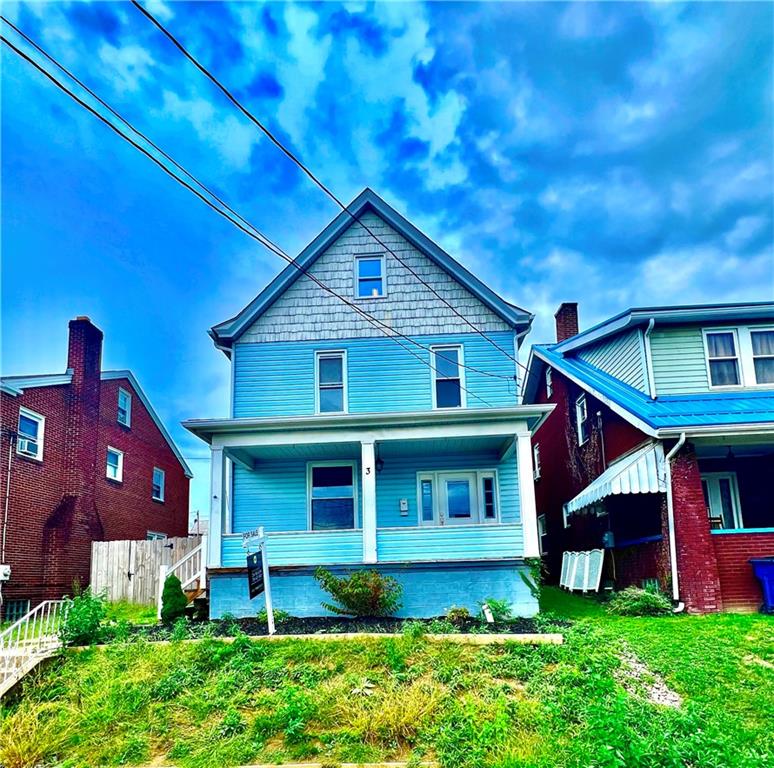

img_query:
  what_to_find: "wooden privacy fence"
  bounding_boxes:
[90,536,202,604]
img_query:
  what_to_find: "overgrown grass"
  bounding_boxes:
[104,601,157,625]
[1,591,771,767]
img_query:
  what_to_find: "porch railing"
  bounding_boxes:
[1,599,66,698]
[157,535,207,618]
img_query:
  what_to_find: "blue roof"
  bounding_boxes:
[210,188,533,349]
[532,344,774,432]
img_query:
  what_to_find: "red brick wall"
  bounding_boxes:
[670,445,723,613]
[713,532,774,611]
[0,319,189,614]
[96,378,188,541]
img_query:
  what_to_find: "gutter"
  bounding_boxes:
[644,318,657,399]
[664,432,686,611]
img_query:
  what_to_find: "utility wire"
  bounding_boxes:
[0,28,504,405]
[130,0,530,377]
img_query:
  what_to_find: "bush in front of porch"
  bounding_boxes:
[314,567,403,617]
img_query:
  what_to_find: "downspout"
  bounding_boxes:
[0,430,15,617]
[644,318,657,399]
[664,432,686,612]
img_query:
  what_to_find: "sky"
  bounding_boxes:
[2,1,773,518]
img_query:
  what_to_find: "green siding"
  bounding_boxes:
[650,326,709,394]
[576,329,647,391]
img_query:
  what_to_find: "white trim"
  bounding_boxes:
[146,530,167,540]
[361,441,377,562]
[117,387,132,427]
[703,327,742,389]
[643,320,657,398]
[430,344,466,409]
[314,349,348,415]
[516,432,540,557]
[106,446,124,482]
[209,447,224,568]
[414,468,501,527]
[701,471,744,529]
[152,466,165,502]
[532,442,541,480]
[354,253,387,299]
[575,393,589,445]
[306,460,359,532]
[16,407,45,461]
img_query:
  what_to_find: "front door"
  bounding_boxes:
[439,472,479,525]
[701,472,743,529]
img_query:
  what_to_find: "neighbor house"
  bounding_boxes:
[184,189,550,618]
[0,317,192,620]
[522,302,774,612]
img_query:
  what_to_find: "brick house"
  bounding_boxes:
[522,302,774,613]
[0,317,192,620]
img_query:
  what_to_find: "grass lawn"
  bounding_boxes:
[0,590,771,768]
[104,601,158,625]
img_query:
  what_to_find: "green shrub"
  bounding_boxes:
[607,586,672,616]
[478,598,513,624]
[160,573,188,624]
[258,607,292,624]
[59,588,107,646]
[314,567,402,617]
[445,606,471,627]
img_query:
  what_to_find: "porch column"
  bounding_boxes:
[516,431,540,558]
[208,446,225,568]
[361,440,377,563]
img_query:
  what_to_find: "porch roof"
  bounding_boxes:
[183,405,553,446]
[565,442,666,515]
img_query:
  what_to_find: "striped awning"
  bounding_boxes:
[565,442,666,515]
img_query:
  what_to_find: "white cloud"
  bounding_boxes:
[98,43,155,93]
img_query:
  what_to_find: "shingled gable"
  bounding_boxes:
[209,188,532,353]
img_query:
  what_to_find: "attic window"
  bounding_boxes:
[356,255,385,298]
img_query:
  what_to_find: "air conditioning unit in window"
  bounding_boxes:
[17,438,37,457]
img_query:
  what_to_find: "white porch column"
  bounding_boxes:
[516,431,540,558]
[361,440,377,563]
[208,446,225,568]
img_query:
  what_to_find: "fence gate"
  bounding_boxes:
[90,536,201,604]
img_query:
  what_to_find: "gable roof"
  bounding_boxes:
[524,343,774,438]
[1,369,192,478]
[555,301,774,355]
[210,188,533,351]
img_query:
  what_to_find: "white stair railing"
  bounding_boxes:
[157,535,207,619]
[1,599,66,698]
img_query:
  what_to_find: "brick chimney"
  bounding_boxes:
[555,302,579,342]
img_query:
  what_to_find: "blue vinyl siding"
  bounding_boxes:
[222,531,363,567]
[375,451,519,527]
[232,460,363,533]
[576,329,647,392]
[232,331,518,418]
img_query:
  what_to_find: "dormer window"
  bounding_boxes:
[751,330,774,384]
[705,330,740,387]
[355,255,385,298]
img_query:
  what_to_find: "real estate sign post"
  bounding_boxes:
[242,527,275,634]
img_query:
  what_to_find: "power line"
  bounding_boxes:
[130,0,530,377]
[0,27,506,405]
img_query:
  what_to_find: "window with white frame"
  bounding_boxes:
[146,531,167,540]
[701,472,743,530]
[416,469,498,526]
[355,255,385,298]
[106,447,124,482]
[152,467,165,501]
[432,345,464,408]
[117,387,132,427]
[16,408,44,460]
[705,330,741,387]
[316,351,346,413]
[575,393,589,445]
[533,443,541,480]
[545,367,553,398]
[537,514,548,554]
[309,463,356,530]
[751,329,774,384]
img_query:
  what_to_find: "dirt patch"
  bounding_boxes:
[616,649,682,708]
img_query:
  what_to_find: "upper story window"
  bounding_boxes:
[309,463,356,530]
[152,467,165,502]
[106,447,124,482]
[117,388,132,427]
[751,330,774,384]
[705,330,740,387]
[545,368,553,398]
[355,255,386,298]
[575,393,589,445]
[16,408,44,461]
[533,443,541,480]
[703,326,774,388]
[315,351,347,413]
[432,345,464,409]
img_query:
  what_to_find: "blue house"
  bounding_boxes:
[185,189,551,618]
